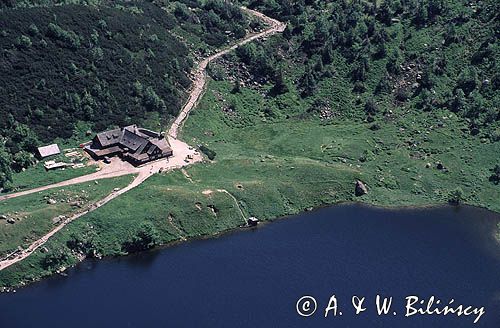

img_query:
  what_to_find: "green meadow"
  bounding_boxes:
[0,175,133,258]
[1,77,498,288]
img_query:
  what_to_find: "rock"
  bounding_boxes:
[0,214,8,220]
[52,215,66,224]
[47,198,57,205]
[436,162,444,170]
[355,180,368,197]
[7,218,15,224]
[425,163,431,168]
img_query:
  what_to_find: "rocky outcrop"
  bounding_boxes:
[355,180,368,197]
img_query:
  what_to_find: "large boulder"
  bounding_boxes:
[355,180,368,197]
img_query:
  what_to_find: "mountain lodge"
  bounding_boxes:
[84,125,173,166]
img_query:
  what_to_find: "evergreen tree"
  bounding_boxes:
[0,145,12,190]
[450,89,466,113]
[271,68,289,95]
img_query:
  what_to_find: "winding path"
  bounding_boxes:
[0,8,285,272]
[169,7,286,138]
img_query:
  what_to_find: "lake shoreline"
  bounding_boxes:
[1,203,499,327]
[2,199,499,293]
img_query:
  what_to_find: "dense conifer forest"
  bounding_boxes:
[0,0,250,189]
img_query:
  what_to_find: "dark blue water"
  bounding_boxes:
[1,204,499,327]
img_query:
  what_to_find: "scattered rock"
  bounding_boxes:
[47,198,57,205]
[207,204,219,215]
[52,215,66,224]
[355,180,368,197]
[69,201,82,208]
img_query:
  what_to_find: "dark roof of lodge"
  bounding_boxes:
[121,128,148,152]
[89,125,173,159]
[96,128,121,147]
[150,139,172,153]
[86,145,122,158]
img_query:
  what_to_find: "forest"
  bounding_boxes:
[0,0,498,191]
[0,0,250,190]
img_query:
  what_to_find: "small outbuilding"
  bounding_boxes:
[37,144,61,158]
[247,217,259,227]
[44,160,71,171]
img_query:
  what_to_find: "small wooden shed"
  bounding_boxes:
[37,144,61,158]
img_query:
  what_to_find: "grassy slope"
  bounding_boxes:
[1,75,498,287]
[6,163,96,193]
[183,79,500,212]
[1,1,499,288]
[0,175,133,257]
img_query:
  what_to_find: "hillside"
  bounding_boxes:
[0,0,499,289]
[0,0,254,190]
[232,0,499,136]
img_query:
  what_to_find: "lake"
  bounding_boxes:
[0,204,499,327]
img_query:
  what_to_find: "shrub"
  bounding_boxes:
[47,23,81,49]
[489,165,500,185]
[448,188,464,205]
[122,222,160,253]
[66,230,98,256]
[199,145,217,160]
[364,99,378,116]
[16,35,32,48]
[12,151,34,172]
[28,23,39,35]
[42,248,72,270]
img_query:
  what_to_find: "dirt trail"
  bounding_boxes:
[0,8,285,272]
[168,7,286,138]
[217,189,247,224]
[0,172,148,270]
